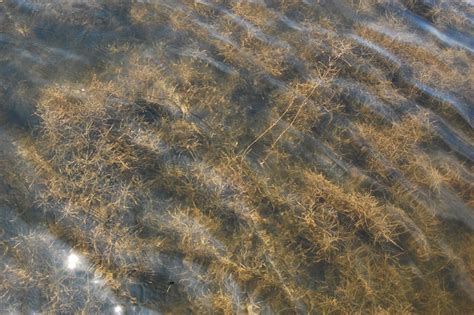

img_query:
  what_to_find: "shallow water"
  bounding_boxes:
[0,0,473,314]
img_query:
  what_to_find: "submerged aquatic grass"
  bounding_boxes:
[0,0,473,313]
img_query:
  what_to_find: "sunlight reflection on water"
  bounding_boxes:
[114,305,124,314]
[66,252,80,270]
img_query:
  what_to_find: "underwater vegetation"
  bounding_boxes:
[0,0,473,313]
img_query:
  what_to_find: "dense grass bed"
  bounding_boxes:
[0,1,473,313]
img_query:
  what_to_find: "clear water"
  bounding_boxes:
[0,0,473,314]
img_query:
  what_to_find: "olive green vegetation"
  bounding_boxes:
[0,0,473,314]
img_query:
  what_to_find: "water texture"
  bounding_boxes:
[0,0,473,314]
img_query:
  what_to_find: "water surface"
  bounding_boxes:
[0,0,473,313]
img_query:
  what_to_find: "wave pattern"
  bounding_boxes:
[0,0,473,313]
